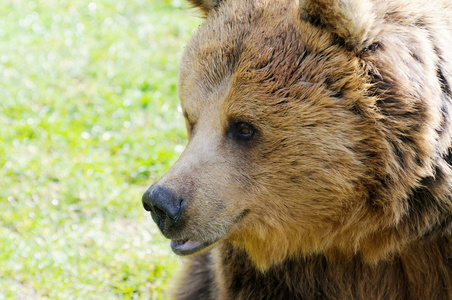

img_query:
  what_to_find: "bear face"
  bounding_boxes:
[143,0,452,270]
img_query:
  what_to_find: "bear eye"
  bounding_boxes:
[229,122,256,141]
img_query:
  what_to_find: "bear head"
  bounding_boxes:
[143,0,452,270]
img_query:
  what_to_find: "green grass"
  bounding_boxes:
[0,0,201,298]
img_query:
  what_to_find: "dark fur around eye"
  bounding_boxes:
[183,111,195,133]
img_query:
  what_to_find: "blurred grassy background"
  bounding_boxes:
[0,0,200,298]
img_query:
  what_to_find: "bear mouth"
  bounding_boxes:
[170,239,216,255]
[169,210,249,256]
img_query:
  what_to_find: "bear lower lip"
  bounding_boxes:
[170,239,210,255]
[169,211,249,256]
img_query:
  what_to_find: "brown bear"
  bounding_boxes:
[142,0,452,298]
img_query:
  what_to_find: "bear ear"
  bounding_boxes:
[300,0,376,50]
[187,0,222,16]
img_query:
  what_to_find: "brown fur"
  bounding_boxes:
[145,0,452,298]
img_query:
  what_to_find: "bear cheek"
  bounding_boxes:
[242,127,368,228]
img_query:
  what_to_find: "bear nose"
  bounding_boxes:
[142,185,184,233]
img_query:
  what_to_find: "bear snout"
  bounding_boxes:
[142,185,185,234]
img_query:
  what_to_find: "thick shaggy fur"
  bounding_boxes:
[146,0,452,298]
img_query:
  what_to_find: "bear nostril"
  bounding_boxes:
[177,199,185,221]
[143,201,152,212]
